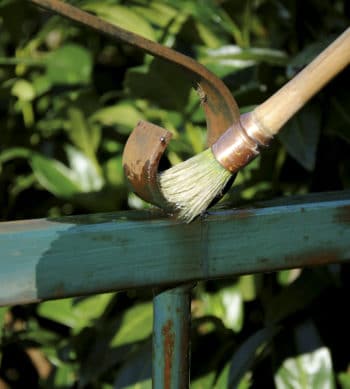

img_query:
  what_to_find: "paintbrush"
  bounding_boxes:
[159,28,350,222]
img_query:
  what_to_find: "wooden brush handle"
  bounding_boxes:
[253,28,350,137]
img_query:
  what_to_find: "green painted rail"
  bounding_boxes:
[1,191,350,388]
[0,191,349,307]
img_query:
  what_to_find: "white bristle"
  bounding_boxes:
[158,149,232,222]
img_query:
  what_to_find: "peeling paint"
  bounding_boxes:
[335,205,350,225]
[53,282,65,298]
[285,249,340,267]
[233,209,255,219]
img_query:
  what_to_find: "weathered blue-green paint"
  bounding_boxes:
[0,192,349,307]
[153,285,192,389]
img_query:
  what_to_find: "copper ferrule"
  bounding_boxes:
[212,112,273,173]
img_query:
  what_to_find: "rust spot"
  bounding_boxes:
[285,249,340,267]
[54,282,65,298]
[162,319,175,389]
[335,205,350,225]
[233,209,254,219]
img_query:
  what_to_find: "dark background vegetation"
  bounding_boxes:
[1,0,350,387]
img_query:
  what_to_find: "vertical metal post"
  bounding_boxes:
[152,285,192,389]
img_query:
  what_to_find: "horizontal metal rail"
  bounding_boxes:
[0,191,349,307]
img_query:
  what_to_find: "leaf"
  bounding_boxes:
[11,79,35,101]
[38,293,114,333]
[277,269,302,286]
[65,145,103,192]
[265,270,331,324]
[0,0,13,7]
[38,298,77,328]
[52,361,77,387]
[194,21,222,48]
[214,363,230,388]
[202,286,243,333]
[75,315,128,386]
[339,372,350,389]
[287,38,334,77]
[30,153,82,197]
[90,103,145,134]
[0,306,7,338]
[67,107,101,157]
[72,293,115,327]
[103,155,125,187]
[32,74,52,96]
[275,347,335,389]
[327,97,350,144]
[125,59,192,111]
[110,302,153,347]
[9,173,36,198]
[278,103,321,171]
[30,143,104,197]
[0,147,31,164]
[83,3,155,41]
[130,2,180,30]
[78,341,134,387]
[238,275,257,301]
[19,326,61,348]
[191,371,216,389]
[185,123,206,154]
[46,44,92,85]
[113,340,152,389]
[214,363,252,389]
[228,326,278,389]
[274,320,335,389]
[200,45,288,67]
[237,373,252,389]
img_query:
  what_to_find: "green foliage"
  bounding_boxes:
[46,44,93,85]
[274,321,336,389]
[278,103,321,172]
[0,0,349,388]
[275,347,335,389]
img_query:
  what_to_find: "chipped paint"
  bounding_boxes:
[53,282,66,298]
[232,208,255,220]
[285,249,340,267]
[335,205,350,225]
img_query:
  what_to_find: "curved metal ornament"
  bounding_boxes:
[122,79,240,208]
[27,0,239,209]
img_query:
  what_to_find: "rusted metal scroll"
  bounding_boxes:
[29,0,241,207]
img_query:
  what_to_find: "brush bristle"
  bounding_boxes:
[158,148,232,222]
